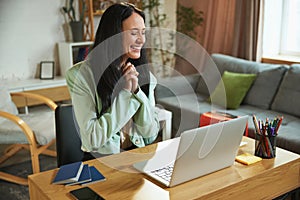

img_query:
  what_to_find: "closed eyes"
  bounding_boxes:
[130,29,146,36]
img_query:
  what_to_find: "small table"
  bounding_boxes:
[156,107,172,141]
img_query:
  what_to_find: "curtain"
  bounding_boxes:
[174,0,263,75]
[203,0,262,61]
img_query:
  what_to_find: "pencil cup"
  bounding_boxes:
[254,133,277,158]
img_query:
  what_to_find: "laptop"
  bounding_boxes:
[133,116,248,187]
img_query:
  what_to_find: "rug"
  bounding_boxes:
[0,155,57,200]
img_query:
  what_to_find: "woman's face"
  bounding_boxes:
[122,12,146,60]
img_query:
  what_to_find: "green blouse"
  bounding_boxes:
[65,61,160,154]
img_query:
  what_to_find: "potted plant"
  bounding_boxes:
[61,0,85,42]
[176,4,204,40]
[173,3,204,75]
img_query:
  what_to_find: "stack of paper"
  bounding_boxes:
[52,161,106,186]
[235,153,262,165]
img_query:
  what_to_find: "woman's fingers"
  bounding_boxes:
[123,74,138,92]
[122,62,138,76]
[122,62,139,92]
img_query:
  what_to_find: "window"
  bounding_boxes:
[280,0,300,55]
[263,0,300,59]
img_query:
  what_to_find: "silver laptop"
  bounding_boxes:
[133,116,248,187]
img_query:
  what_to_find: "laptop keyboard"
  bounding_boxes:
[150,163,174,182]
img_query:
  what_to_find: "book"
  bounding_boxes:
[65,164,91,186]
[81,166,106,186]
[52,161,84,185]
[75,47,89,63]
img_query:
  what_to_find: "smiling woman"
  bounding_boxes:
[122,12,146,61]
[65,2,160,160]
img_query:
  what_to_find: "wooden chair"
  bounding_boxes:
[0,88,57,185]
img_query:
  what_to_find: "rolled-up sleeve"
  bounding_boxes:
[130,74,160,146]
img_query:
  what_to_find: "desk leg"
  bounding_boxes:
[162,114,172,141]
[163,119,171,140]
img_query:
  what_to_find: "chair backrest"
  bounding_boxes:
[0,86,19,115]
[55,104,84,167]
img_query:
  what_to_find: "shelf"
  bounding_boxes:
[58,41,94,76]
[63,41,94,47]
[7,77,67,93]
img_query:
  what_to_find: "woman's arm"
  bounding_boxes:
[66,63,143,154]
[130,73,160,145]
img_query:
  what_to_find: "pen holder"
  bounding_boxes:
[254,133,277,158]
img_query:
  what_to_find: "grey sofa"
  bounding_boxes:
[155,53,300,155]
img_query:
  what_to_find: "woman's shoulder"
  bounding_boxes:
[65,60,95,88]
[66,61,89,75]
[66,61,93,79]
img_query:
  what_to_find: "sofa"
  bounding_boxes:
[155,53,300,155]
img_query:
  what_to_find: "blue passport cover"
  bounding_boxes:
[66,164,91,186]
[82,166,106,185]
[52,161,83,184]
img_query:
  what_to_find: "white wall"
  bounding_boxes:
[0,0,175,80]
[0,0,66,80]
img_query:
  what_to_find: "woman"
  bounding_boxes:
[65,2,160,159]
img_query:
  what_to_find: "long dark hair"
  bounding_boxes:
[90,2,150,116]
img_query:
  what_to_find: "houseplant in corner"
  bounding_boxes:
[174,3,204,75]
[62,0,85,42]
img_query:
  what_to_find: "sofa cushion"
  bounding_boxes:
[271,65,300,117]
[275,121,300,155]
[156,93,212,137]
[199,54,288,109]
[243,66,287,109]
[155,74,200,99]
[209,71,257,109]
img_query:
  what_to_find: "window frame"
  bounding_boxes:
[279,0,300,56]
[262,0,300,61]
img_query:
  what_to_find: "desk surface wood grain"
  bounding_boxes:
[28,137,300,200]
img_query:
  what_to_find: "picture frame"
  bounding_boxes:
[40,61,55,80]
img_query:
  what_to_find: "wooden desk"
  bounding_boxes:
[28,137,300,200]
[4,77,70,108]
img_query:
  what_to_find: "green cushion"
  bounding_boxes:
[209,71,257,109]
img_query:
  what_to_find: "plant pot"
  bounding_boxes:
[62,23,72,42]
[69,21,83,42]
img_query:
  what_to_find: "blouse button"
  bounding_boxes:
[135,139,140,144]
